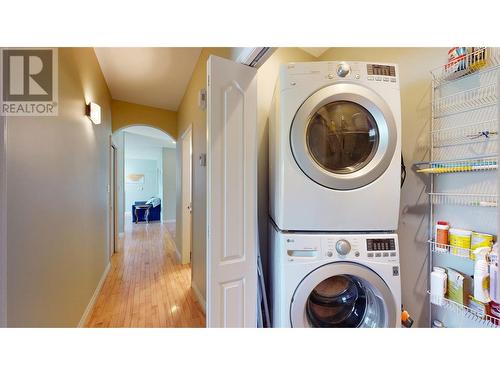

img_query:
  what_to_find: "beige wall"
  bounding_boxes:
[0,115,6,326]
[175,48,232,301]
[6,48,112,327]
[112,99,177,138]
[318,48,448,326]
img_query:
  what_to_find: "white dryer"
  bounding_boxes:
[270,224,401,328]
[269,61,402,231]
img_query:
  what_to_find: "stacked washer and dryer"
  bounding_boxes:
[269,61,403,328]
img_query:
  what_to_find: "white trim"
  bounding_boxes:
[163,219,176,224]
[0,115,7,327]
[180,124,193,265]
[191,281,206,315]
[174,248,182,263]
[180,123,193,141]
[77,262,111,327]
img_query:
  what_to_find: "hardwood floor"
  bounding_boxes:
[85,219,205,328]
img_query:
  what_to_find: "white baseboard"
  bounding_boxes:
[174,248,182,263]
[78,262,111,327]
[163,219,176,224]
[191,281,206,315]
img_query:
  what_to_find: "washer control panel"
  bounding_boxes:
[366,238,397,259]
[283,233,399,262]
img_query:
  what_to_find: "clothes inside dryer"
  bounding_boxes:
[307,101,379,174]
[304,274,385,328]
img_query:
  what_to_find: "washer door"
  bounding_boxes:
[290,262,397,328]
[290,83,397,190]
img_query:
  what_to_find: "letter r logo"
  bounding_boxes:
[2,49,53,102]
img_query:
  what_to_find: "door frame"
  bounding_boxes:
[109,139,118,258]
[180,124,193,265]
[0,115,7,326]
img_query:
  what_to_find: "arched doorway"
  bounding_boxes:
[111,124,177,249]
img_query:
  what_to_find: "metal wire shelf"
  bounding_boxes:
[431,47,500,85]
[433,83,497,118]
[415,156,497,174]
[432,118,498,147]
[428,291,499,328]
[428,192,498,207]
[429,240,474,259]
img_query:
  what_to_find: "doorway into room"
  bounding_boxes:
[85,124,202,327]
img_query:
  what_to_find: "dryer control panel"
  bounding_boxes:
[283,60,399,88]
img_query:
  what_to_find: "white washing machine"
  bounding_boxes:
[270,224,401,328]
[269,61,402,231]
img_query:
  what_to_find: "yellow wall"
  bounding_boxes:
[175,48,232,301]
[175,47,316,303]
[6,47,112,326]
[318,48,448,326]
[112,99,177,138]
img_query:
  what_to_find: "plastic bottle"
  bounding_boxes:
[473,246,491,303]
[435,221,449,251]
[430,267,447,306]
[490,242,499,303]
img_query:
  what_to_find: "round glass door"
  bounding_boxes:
[307,101,379,175]
[305,274,384,328]
[290,262,396,328]
[290,83,397,190]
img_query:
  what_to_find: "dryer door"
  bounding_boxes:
[290,82,397,190]
[290,262,397,328]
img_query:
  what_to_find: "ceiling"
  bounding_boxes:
[95,48,202,111]
[299,47,329,58]
[124,126,176,149]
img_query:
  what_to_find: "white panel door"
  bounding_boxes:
[206,55,257,327]
[181,126,193,264]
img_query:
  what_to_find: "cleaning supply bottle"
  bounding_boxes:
[490,242,498,303]
[473,246,491,303]
[430,267,447,306]
[435,221,449,251]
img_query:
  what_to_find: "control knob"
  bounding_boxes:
[336,62,351,77]
[335,239,351,256]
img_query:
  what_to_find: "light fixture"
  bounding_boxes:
[85,102,101,125]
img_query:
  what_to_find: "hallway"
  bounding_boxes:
[85,219,205,328]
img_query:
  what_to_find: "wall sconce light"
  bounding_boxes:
[85,102,101,125]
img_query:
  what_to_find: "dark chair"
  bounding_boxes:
[132,200,161,223]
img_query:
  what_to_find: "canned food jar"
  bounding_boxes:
[449,228,472,257]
